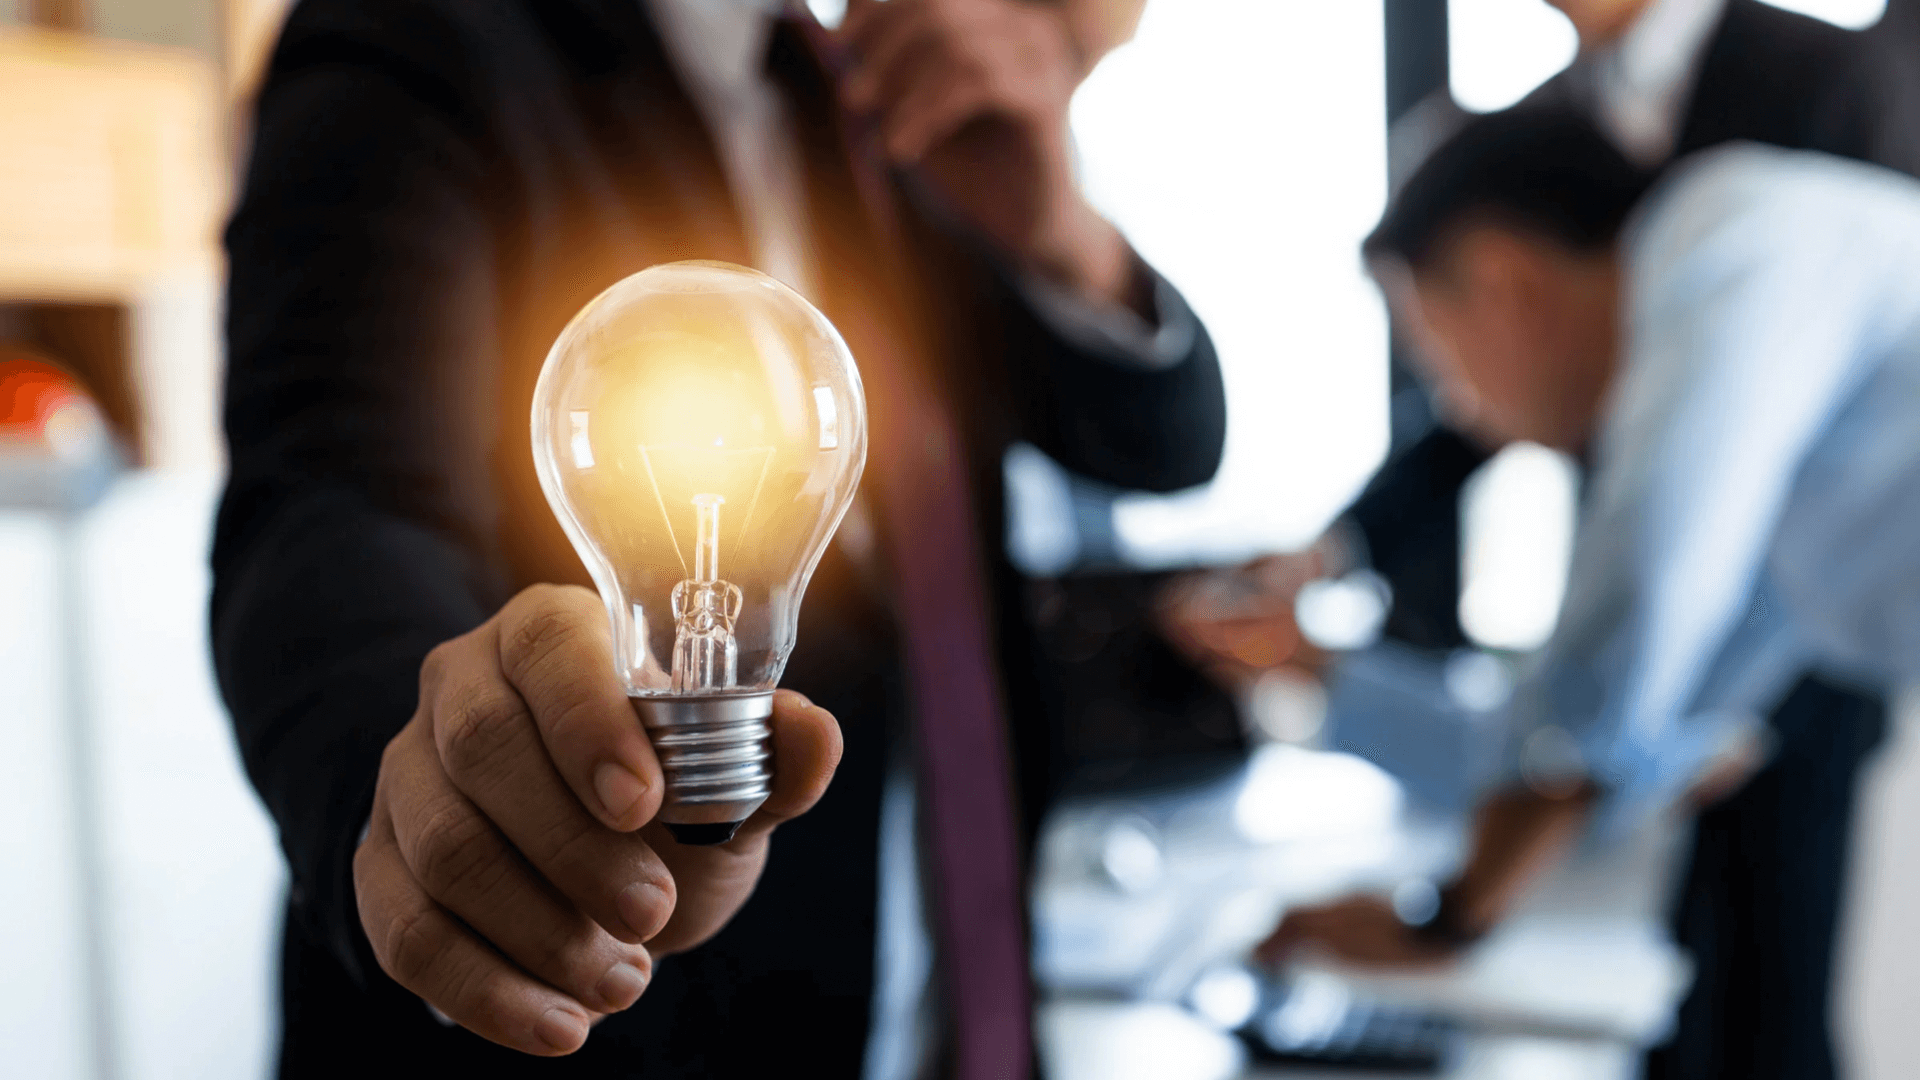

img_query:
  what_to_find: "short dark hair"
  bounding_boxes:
[1364,106,1656,271]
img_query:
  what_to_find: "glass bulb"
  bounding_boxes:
[532,261,867,843]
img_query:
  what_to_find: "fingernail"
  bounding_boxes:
[618,881,670,942]
[593,761,646,823]
[535,1006,588,1052]
[596,962,648,1011]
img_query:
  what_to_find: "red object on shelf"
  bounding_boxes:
[1,353,87,438]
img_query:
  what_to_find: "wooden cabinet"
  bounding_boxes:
[0,28,221,300]
[0,26,223,465]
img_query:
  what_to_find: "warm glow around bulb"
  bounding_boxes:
[532,261,866,833]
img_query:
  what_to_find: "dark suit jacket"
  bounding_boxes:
[1356,0,1916,651]
[211,1,1225,1075]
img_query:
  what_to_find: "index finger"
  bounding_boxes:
[497,584,664,831]
[356,796,596,1055]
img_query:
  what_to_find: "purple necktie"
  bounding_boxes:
[786,11,1033,1079]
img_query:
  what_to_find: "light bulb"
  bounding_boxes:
[532,261,867,845]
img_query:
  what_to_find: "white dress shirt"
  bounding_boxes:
[1506,144,1920,835]
[1570,0,1728,165]
[645,0,817,299]
[1390,0,1726,190]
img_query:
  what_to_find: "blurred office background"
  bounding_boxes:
[1,1,1915,1078]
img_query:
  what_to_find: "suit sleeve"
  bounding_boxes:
[986,256,1228,494]
[1343,426,1489,652]
[211,41,503,979]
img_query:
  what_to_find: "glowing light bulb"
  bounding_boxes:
[532,261,867,844]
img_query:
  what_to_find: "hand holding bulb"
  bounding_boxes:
[353,587,842,1055]
[353,261,863,1056]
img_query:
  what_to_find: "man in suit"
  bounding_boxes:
[1357,0,1908,657]
[1184,3,1912,1076]
[1263,104,1920,1080]
[212,0,1224,1076]
[1358,7,1906,1079]
[1172,0,1911,676]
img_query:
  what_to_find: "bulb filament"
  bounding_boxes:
[670,493,743,693]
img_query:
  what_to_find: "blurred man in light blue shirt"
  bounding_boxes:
[1263,106,1920,1074]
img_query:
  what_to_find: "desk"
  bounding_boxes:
[1040,998,1643,1080]
[1031,745,1691,1080]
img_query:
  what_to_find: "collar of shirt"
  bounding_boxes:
[642,0,819,298]
[1578,0,1727,165]
[644,0,786,109]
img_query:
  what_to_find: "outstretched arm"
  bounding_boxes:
[219,17,842,1055]
[1257,783,1594,968]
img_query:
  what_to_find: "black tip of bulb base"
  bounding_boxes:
[666,820,746,846]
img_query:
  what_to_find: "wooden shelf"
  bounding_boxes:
[0,27,223,297]
[0,26,224,466]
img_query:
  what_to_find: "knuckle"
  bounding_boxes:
[409,799,503,899]
[544,922,633,998]
[981,67,1013,101]
[953,51,988,88]
[351,838,380,897]
[644,872,678,924]
[418,638,460,696]
[531,813,606,876]
[454,964,528,1034]
[438,682,528,781]
[377,734,407,784]
[540,691,613,753]
[382,904,451,990]
[502,606,584,686]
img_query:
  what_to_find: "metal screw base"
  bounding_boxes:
[632,692,774,838]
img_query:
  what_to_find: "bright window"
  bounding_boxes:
[1448,0,1890,118]
[1448,0,1578,113]
[1766,0,1887,29]
[1458,443,1579,651]
[1073,0,1390,566]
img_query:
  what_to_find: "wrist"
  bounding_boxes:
[1024,197,1144,314]
[1402,879,1495,949]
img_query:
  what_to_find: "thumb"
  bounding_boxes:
[733,689,843,844]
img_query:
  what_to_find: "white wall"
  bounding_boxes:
[0,514,96,1080]
[1074,0,1391,566]
[0,473,284,1080]
[1838,691,1920,1080]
